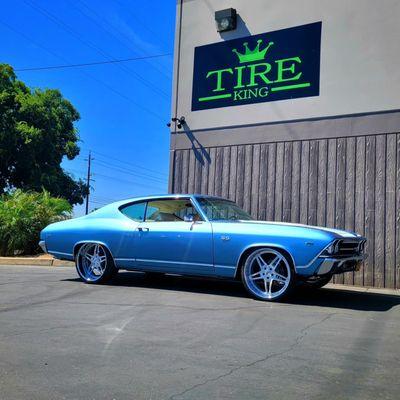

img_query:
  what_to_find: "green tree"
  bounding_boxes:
[0,63,87,204]
[0,189,72,256]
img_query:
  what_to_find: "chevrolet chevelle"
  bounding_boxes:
[40,195,367,301]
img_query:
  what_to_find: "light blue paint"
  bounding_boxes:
[41,194,364,279]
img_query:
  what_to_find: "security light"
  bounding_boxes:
[215,8,237,32]
[167,116,185,129]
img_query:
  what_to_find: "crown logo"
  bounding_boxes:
[232,39,274,63]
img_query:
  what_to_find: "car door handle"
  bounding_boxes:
[138,227,149,232]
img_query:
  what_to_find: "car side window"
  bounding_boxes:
[145,199,201,222]
[120,202,146,222]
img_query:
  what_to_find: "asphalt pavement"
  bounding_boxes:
[0,265,399,400]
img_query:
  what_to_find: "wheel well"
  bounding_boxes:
[73,242,113,259]
[73,241,117,270]
[234,245,295,280]
[73,242,85,259]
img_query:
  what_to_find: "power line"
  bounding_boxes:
[15,53,171,72]
[65,153,168,189]
[94,159,167,181]
[66,158,167,186]
[0,18,166,121]
[91,195,119,203]
[85,151,92,215]
[68,150,168,179]
[22,0,170,99]
[94,172,166,191]
[93,159,167,184]
[68,168,166,193]
[73,0,172,80]
[90,200,108,207]
[67,167,164,191]
[112,0,171,54]
[86,148,168,178]
[23,0,170,99]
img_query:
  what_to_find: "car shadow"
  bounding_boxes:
[287,287,400,312]
[63,272,400,312]
[64,272,249,299]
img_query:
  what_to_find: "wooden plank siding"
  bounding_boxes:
[171,132,400,289]
[354,137,366,286]
[291,141,301,223]
[345,137,356,285]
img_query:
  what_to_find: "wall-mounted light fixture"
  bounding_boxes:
[215,8,237,32]
[167,116,185,129]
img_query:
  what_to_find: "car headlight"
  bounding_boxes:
[322,241,338,256]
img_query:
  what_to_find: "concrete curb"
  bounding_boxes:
[0,257,73,267]
[325,283,400,296]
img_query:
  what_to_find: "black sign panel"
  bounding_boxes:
[191,22,321,111]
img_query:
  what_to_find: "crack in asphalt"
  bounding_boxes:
[167,313,336,400]
[0,279,65,286]
[59,300,275,312]
[0,324,85,339]
[0,288,91,313]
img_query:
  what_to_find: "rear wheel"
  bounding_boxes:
[75,243,116,284]
[241,248,294,301]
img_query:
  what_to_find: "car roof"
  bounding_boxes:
[83,194,235,219]
[106,194,229,208]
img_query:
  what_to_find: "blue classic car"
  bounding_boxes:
[40,194,366,301]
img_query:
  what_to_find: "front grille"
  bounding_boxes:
[336,239,365,256]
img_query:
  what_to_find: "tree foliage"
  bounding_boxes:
[0,189,72,256]
[0,63,87,204]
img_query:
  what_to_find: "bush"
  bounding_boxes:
[0,190,72,256]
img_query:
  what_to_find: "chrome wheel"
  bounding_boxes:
[76,243,108,282]
[242,248,292,300]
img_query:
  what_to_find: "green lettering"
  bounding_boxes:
[234,90,245,101]
[248,88,258,98]
[234,66,246,89]
[247,63,273,87]
[258,86,269,97]
[206,68,233,92]
[275,57,302,83]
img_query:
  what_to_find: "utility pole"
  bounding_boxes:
[85,151,92,215]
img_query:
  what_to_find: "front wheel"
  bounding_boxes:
[75,243,116,284]
[241,248,294,301]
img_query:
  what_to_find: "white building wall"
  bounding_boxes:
[174,0,400,130]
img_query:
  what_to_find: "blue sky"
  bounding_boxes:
[1,0,175,215]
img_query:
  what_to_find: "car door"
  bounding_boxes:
[135,198,214,275]
[116,200,147,268]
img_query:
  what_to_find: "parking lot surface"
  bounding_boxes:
[0,265,399,400]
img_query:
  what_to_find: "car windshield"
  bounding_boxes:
[196,197,254,221]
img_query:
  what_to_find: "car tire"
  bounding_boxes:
[241,248,294,302]
[75,243,117,284]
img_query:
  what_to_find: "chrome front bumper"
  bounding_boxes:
[316,254,367,275]
[39,240,47,253]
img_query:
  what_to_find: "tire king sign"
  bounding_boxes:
[191,22,322,111]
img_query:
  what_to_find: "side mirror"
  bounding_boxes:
[184,214,195,222]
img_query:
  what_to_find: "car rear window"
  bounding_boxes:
[120,202,146,222]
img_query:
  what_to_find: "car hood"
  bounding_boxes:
[236,220,360,238]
